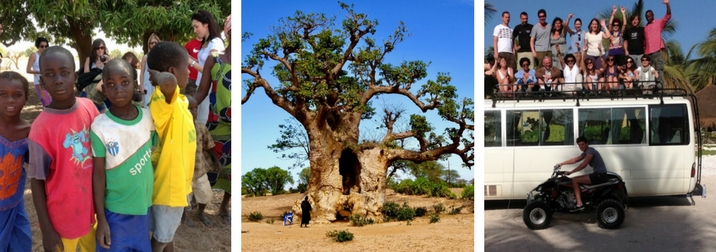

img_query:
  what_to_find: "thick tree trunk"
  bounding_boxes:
[292,145,390,223]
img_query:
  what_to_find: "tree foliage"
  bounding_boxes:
[268,118,310,169]
[20,1,230,64]
[242,166,295,196]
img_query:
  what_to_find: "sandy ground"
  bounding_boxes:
[9,58,232,251]
[485,155,716,251]
[241,189,474,252]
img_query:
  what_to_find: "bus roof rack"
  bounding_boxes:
[489,81,693,108]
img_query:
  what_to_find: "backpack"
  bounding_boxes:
[76,68,102,94]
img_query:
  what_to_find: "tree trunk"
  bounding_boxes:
[292,144,390,223]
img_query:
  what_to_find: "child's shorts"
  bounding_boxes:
[61,228,95,252]
[97,208,151,252]
[149,205,183,243]
[189,174,214,205]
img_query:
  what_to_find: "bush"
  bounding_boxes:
[393,177,456,198]
[449,206,463,215]
[396,202,416,221]
[248,211,263,222]
[349,214,374,227]
[461,185,474,200]
[430,213,440,223]
[382,201,400,219]
[433,203,446,214]
[265,218,274,224]
[414,207,428,217]
[326,229,354,242]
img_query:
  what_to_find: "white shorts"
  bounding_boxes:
[188,174,213,205]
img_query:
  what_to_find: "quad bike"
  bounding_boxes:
[523,165,628,230]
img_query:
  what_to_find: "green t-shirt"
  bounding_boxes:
[91,105,158,215]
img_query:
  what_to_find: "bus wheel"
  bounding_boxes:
[523,201,552,230]
[596,199,625,229]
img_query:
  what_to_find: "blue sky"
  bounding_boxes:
[241,0,476,186]
[483,0,715,59]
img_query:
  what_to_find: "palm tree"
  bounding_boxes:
[485,1,497,24]
[662,40,692,91]
[687,27,716,91]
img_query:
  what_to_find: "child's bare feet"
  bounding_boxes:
[182,212,199,228]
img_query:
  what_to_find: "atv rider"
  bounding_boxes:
[557,136,608,211]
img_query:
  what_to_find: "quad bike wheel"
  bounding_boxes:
[596,199,625,229]
[523,201,552,230]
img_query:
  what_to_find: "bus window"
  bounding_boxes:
[578,107,646,145]
[485,111,501,147]
[506,109,573,146]
[649,104,689,145]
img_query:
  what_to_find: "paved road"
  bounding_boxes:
[485,174,716,251]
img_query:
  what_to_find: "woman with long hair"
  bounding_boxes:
[190,10,225,124]
[489,55,515,96]
[139,34,161,107]
[26,37,51,107]
[195,14,232,224]
[84,39,109,73]
[581,56,605,94]
[550,15,571,70]
[601,6,628,64]
[583,18,609,71]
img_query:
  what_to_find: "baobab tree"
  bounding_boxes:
[242,3,473,222]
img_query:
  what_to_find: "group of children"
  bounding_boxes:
[0,41,220,251]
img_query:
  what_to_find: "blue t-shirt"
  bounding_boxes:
[581,147,607,174]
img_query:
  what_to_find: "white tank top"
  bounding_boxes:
[32,52,41,85]
[563,65,581,83]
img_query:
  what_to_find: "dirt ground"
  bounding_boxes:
[11,60,232,251]
[484,156,716,251]
[241,189,474,252]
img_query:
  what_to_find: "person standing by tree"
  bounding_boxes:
[139,34,161,107]
[530,9,552,68]
[26,37,51,107]
[84,39,110,73]
[184,35,202,95]
[624,14,645,66]
[644,0,671,89]
[195,14,232,224]
[300,196,312,228]
[189,10,224,125]
[513,12,535,69]
[493,11,514,70]
[566,17,585,66]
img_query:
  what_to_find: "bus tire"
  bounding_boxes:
[523,201,552,230]
[596,199,625,229]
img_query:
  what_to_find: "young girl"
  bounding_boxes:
[620,57,637,90]
[567,16,585,64]
[584,18,609,70]
[581,57,605,94]
[490,56,515,96]
[0,71,32,251]
[25,37,51,107]
[190,10,225,124]
[602,6,628,64]
[604,56,620,92]
[550,16,570,70]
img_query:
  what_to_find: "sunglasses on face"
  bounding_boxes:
[587,62,594,65]
[150,41,157,45]
[642,59,649,61]
[522,63,529,67]
[567,59,575,63]
[98,46,105,50]
[39,45,48,48]
[608,58,614,61]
